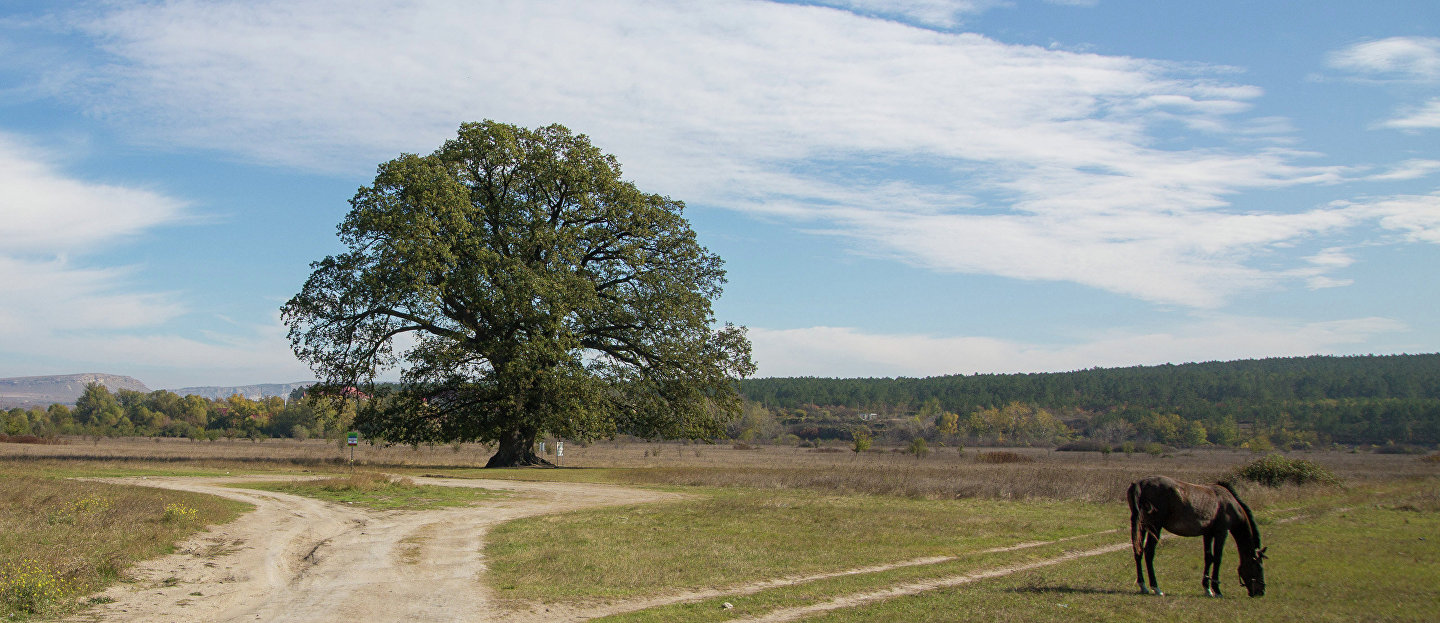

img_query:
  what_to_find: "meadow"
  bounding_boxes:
[1,436,1436,621]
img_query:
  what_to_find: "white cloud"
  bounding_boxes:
[0,133,189,335]
[0,133,187,253]
[0,315,314,389]
[38,0,1412,308]
[800,0,1004,28]
[0,132,308,386]
[1327,36,1440,81]
[750,316,1409,378]
[1380,98,1440,130]
[1365,158,1440,181]
[1339,192,1440,244]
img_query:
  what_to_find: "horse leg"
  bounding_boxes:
[1131,487,1149,594]
[1202,534,1215,596]
[1134,545,1149,594]
[1144,529,1163,596]
[1210,531,1226,597]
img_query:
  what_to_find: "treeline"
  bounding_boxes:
[739,354,1440,448]
[1,383,356,441]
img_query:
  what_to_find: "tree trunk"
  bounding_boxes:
[485,424,552,468]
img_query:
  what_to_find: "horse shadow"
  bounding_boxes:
[1008,584,1135,596]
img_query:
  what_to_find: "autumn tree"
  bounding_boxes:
[283,121,754,467]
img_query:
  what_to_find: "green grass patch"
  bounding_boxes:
[233,472,506,510]
[0,474,248,620]
[412,466,640,485]
[594,531,1125,623]
[485,487,1124,605]
[764,481,1440,623]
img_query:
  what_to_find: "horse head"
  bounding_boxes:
[1238,546,1267,597]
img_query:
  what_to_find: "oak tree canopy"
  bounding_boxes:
[282,121,754,467]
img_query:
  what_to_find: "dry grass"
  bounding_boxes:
[972,451,1034,464]
[0,467,246,618]
[3,437,1434,505]
[0,434,64,445]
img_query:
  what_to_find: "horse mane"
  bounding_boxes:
[1217,481,1262,551]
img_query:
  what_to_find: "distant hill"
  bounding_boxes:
[166,382,316,401]
[0,373,150,408]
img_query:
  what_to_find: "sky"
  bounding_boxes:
[1,0,1437,389]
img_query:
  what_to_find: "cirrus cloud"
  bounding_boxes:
[8,0,1419,316]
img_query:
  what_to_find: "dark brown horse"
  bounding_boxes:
[1128,476,1266,597]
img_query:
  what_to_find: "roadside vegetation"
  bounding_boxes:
[0,464,248,620]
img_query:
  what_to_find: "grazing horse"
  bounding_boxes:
[1128,475,1266,597]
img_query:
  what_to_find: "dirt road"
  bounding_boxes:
[72,476,1152,622]
[70,475,680,623]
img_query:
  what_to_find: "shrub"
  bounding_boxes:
[1229,453,1341,487]
[1,559,72,615]
[907,438,929,460]
[161,503,199,523]
[1374,443,1428,455]
[973,451,1034,464]
[1056,439,1111,452]
[809,447,844,453]
[0,434,64,445]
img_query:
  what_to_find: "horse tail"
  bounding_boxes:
[1219,481,1262,551]
[1127,481,1144,557]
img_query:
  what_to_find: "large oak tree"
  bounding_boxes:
[283,121,754,466]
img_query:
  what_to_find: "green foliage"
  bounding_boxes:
[1229,453,1341,487]
[282,120,753,466]
[964,402,1071,446]
[1,559,71,615]
[741,354,1440,446]
[907,437,928,459]
[851,428,872,454]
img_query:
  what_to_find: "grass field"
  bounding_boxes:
[0,462,249,619]
[1,437,1436,621]
[232,471,508,510]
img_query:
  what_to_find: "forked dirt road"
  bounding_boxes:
[73,476,1142,622]
[69,475,680,623]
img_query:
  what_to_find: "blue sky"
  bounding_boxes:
[1,0,1437,389]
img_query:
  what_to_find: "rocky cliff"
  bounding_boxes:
[0,373,151,407]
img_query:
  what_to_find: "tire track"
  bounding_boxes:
[541,529,1124,621]
[728,543,1133,622]
[67,475,680,623]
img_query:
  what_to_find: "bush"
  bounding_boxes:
[1,559,72,615]
[1229,453,1341,487]
[161,502,199,523]
[1373,443,1429,455]
[0,434,64,445]
[1056,439,1112,452]
[973,451,1034,464]
[908,437,929,459]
